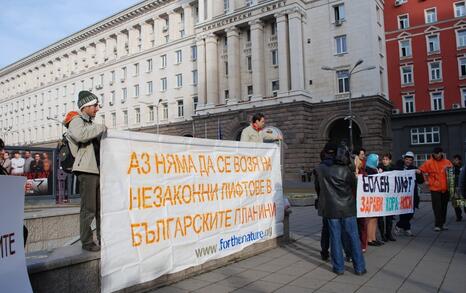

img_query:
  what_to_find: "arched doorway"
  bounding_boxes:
[327,118,362,151]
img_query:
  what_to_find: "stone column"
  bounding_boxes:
[276,12,290,93]
[128,27,139,54]
[96,40,105,64]
[116,32,127,58]
[153,17,163,46]
[105,36,117,61]
[250,20,265,98]
[141,21,152,50]
[226,27,241,103]
[196,37,207,106]
[183,4,194,36]
[206,0,213,20]
[205,34,219,107]
[198,0,205,23]
[168,11,180,41]
[288,9,305,91]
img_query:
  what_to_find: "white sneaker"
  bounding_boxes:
[405,230,413,236]
[442,225,449,230]
[434,227,441,232]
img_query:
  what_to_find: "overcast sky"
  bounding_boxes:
[0,0,140,69]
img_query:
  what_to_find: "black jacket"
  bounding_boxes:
[315,158,357,219]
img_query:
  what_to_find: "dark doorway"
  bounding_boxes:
[328,119,362,151]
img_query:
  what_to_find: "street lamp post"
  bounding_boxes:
[155,99,162,136]
[322,59,376,152]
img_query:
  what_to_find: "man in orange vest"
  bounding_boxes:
[418,147,452,231]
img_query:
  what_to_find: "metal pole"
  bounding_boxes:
[156,106,159,136]
[348,74,353,153]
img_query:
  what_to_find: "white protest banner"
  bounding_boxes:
[357,170,416,218]
[100,130,284,293]
[0,176,32,293]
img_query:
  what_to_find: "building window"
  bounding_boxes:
[272,80,279,96]
[271,21,277,35]
[121,67,127,81]
[148,106,154,122]
[225,61,229,75]
[247,56,252,71]
[176,74,183,88]
[122,88,127,103]
[160,77,167,91]
[245,0,255,7]
[191,45,197,60]
[133,63,139,77]
[162,103,168,120]
[110,71,115,84]
[134,84,139,97]
[403,95,415,113]
[425,8,437,24]
[335,35,347,54]
[192,70,198,85]
[98,95,103,109]
[457,30,466,48]
[111,112,116,127]
[146,81,153,95]
[427,35,440,53]
[459,57,466,77]
[160,54,167,68]
[431,92,444,110]
[110,91,115,105]
[410,126,440,145]
[401,66,413,85]
[192,96,198,112]
[398,14,409,29]
[455,2,466,17]
[146,59,153,72]
[224,90,230,100]
[175,50,182,64]
[135,108,141,124]
[461,88,466,107]
[334,4,345,22]
[123,110,128,126]
[428,62,442,81]
[414,154,429,168]
[399,40,412,57]
[337,70,349,93]
[177,100,184,117]
[224,0,230,13]
[247,85,253,100]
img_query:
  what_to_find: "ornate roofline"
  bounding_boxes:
[0,0,174,76]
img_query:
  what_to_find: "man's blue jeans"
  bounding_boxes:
[328,216,366,273]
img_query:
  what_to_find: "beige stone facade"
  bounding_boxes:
[0,0,388,153]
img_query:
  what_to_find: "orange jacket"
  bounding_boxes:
[419,157,452,192]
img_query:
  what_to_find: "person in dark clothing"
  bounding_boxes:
[315,143,366,275]
[314,150,352,262]
[394,151,424,236]
[30,153,44,173]
[451,155,466,221]
[377,153,396,242]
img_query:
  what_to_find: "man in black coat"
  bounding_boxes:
[315,143,366,275]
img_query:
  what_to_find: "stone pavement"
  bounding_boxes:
[150,204,466,293]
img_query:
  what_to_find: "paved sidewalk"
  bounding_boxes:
[151,204,466,293]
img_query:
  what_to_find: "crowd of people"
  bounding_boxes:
[314,144,466,276]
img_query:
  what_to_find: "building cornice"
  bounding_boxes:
[0,0,175,76]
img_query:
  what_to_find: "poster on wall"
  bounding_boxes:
[100,130,285,293]
[2,148,54,196]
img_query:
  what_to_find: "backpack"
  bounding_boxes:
[58,133,75,173]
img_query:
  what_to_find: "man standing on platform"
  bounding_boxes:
[68,90,106,252]
[240,112,282,143]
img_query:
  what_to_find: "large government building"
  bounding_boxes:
[0,0,391,180]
